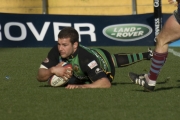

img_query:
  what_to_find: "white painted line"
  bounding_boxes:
[168,48,180,57]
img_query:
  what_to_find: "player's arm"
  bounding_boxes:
[168,0,178,6]
[66,59,111,89]
[37,46,58,82]
[37,62,72,82]
[65,77,111,89]
[36,46,70,82]
[37,66,54,82]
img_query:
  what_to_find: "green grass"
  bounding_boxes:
[0,46,180,120]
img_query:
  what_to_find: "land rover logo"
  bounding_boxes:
[102,24,152,42]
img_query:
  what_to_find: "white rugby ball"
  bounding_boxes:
[48,75,68,87]
[48,62,72,87]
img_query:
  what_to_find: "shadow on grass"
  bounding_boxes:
[112,80,172,86]
[154,85,180,92]
[112,82,132,86]
[154,87,174,91]
[157,81,169,84]
[39,84,67,88]
[39,85,52,87]
[39,79,180,90]
[155,79,180,91]
[133,85,180,92]
[125,78,180,92]
[133,87,175,92]
[177,80,180,82]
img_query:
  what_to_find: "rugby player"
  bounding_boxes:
[37,27,153,89]
[129,0,180,92]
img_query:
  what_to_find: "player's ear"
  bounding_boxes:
[73,42,78,49]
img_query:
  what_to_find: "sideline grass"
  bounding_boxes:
[0,46,180,120]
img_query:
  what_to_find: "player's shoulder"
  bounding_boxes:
[48,45,58,54]
[78,45,95,58]
[46,45,59,60]
[50,45,58,51]
[78,46,99,64]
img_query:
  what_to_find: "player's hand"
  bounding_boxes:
[65,84,84,89]
[50,62,73,78]
[168,0,178,6]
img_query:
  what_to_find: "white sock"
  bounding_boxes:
[144,74,156,86]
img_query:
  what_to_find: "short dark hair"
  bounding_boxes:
[58,27,79,44]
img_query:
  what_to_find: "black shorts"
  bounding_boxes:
[173,10,180,24]
[99,49,115,82]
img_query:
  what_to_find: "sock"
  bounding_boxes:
[148,51,168,83]
[111,52,150,68]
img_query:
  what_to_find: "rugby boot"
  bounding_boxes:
[128,72,155,92]
[148,47,153,60]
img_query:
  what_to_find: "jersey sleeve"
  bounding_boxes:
[79,52,108,82]
[40,45,60,69]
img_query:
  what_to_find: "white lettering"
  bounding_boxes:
[128,32,134,36]
[154,0,159,7]
[116,31,144,37]
[114,28,118,32]
[1,22,96,42]
[124,28,130,32]
[27,22,50,41]
[74,23,96,42]
[4,22,26,41]
[53,22,71,41]
[155,18,160,36]
[130,27,136,32]
[114,27,136,33]
[138,31,144,36]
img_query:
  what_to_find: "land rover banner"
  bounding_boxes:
[0,13,176,47]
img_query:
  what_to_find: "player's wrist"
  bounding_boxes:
[49,67,55,74]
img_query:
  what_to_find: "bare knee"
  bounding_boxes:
[155,37,166,47]
[154,37,169,53]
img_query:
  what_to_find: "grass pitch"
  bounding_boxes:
[0,46,180,120]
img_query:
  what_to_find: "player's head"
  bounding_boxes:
[58,27,79,44]
[57,27,79,58]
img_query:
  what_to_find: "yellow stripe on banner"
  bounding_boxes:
[0,0,175,14]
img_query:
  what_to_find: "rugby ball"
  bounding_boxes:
[48,63,72,87]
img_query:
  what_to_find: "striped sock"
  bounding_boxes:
[112,52,149,68]
[148,51,168,82]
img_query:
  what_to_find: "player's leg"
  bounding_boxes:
[147,15,180,83]
[146,5,180,89]
[129,3,180,91]
[111,48,153,68]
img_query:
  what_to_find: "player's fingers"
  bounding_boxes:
[63,76,68,81]
[66,68,73,72]
[68,85,75,89]
[168,0,177,4]
[65,85,78,89]
[66,69,73,75]
[65,74,71,78]
[65,84,70,89]
[168,0,173,3]
[168,0,175,2]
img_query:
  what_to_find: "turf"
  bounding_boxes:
[0,46,180,120]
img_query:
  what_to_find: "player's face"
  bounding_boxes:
[58,37,78,58]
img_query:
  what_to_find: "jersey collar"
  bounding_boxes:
[67,46,79,59]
